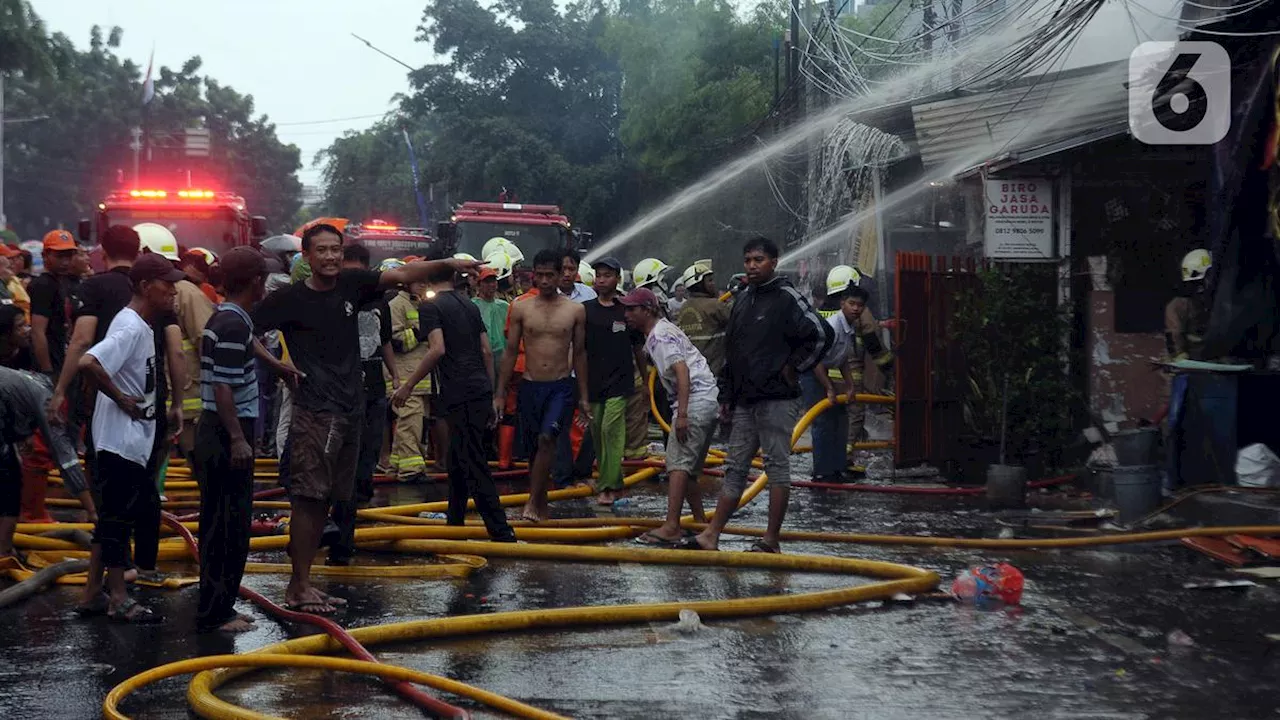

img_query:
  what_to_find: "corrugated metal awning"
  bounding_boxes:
[910,61,1130,173]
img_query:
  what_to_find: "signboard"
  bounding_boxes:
[984,179,1054,260]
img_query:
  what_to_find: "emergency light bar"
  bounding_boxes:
[128,189,218,200]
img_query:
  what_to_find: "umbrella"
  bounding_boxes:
[261,234,302,255]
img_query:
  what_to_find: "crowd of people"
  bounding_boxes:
[0,220,895,631]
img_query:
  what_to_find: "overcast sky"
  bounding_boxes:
[32,0,1183,198]
[34,0,434,192]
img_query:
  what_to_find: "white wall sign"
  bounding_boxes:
[984,178,1054,259]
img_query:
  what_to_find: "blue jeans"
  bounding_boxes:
[800,373,848,479]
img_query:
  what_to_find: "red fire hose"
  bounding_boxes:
[159,512,468,719]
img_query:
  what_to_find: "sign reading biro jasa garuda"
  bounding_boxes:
[984,179,1054,260]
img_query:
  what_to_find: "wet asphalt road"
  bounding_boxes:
[4,440,1280,719]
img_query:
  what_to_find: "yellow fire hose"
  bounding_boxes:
[32,389,1276,719]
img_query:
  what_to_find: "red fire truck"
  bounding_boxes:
[77,188,267,257]
[345,220,434,266]
[437,201,588,258]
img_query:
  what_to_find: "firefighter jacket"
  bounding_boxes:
[175,279,215,418]
[720,275,833,406]
[817,306,894,381]
[676,292,731,376]
[1165,293,1209,361]
[389,290,432,395]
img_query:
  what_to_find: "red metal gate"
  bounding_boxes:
[893,253,986,469]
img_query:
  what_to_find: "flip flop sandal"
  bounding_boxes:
[317,592,348,607]
[108,598,164,624]
[748,540,781,554]
[674,536,717,551]
[634,531,680,547]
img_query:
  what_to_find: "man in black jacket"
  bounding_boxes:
[685,236,831,553]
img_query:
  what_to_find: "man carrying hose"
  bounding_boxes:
[254,223,481,613]
[684,237,831,553]
[622,287,713,546]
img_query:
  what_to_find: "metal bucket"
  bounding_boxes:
[1112,428,1160,466]
[986,464,1027,509]
[1112,465,1162,523]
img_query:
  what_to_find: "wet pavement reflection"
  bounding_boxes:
[5,462,1279,719]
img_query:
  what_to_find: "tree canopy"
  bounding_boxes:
[318,0,792,273]
[0,1,301,239]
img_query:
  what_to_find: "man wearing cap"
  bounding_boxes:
[472,266,508,387]
[28,230,82,379]
[181,248,222,304]
[193,247,283,633]
[622,286,714,545]
[581,257,646,505]
[76,253,187,623]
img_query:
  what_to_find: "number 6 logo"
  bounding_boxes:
[1129,41,1231,145]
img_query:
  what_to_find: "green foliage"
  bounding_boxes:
[950,265,1077,457]
[316,0,787,275]
[1,11,301,238]
[0,0,48,76]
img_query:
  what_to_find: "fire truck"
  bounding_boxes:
[436,202,589,258]
[77,188,267,257]
[345,220,434,266]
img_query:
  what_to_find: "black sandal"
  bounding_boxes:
[748,540,781,554]
[108,597,164,624]
[674,536,717,551]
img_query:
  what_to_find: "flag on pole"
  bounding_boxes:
[142,48,155,105]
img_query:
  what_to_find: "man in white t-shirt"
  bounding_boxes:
[76,254,184,624]
[620,287,717,546]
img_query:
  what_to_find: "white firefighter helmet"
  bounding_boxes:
[578,260,595,286]
[633,258,670,289]
[378,258,405,272]
[486,249,514,281]
[187,246,217,265]
[826,265,862,297]
[1181,249,1212,282]
[679,262,714,289]
[482,237,525,265]
[133,223,180,260]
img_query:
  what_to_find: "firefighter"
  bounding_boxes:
[625,258,670,460]
[674,261,731,377]
[823,265,894,449]
[1166,249,1211,362]
[388,275,433,482]
[137,223,214,464]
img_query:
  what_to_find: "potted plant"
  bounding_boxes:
[948,265,1077,484]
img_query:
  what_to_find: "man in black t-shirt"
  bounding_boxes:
[581,257,647,506]
[28,230,82,378]
[253,223,483,613]
[328,244,399,566]
[393,253,515,542]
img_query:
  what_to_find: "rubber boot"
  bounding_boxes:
[497,424,515,470]
[19,465,55,523]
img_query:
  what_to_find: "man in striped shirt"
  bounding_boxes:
[192,248,281,633]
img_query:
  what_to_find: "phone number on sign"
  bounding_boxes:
[991,227,1046,235]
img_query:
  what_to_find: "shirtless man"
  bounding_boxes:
[495,249,589,522]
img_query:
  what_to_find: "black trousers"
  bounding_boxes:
[446,396,515,541]
[193,413,255,632]
[93,451,159,569]
[331,393,386,560]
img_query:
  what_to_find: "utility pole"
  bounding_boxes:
[0,73,6,230]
